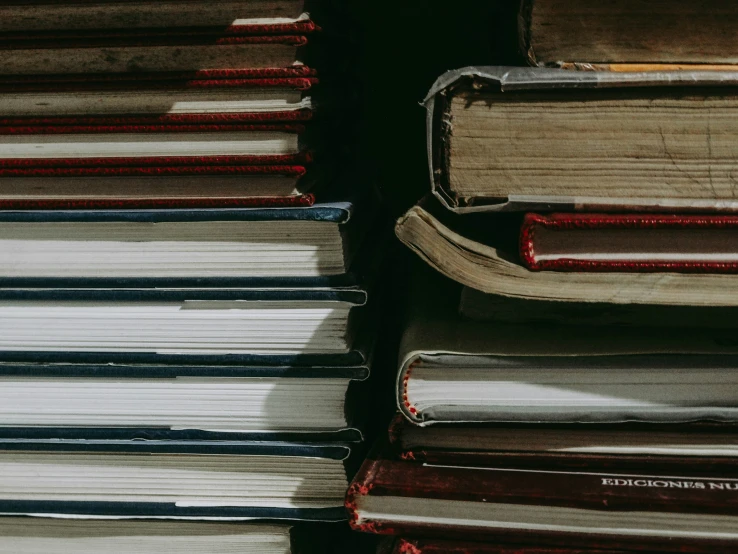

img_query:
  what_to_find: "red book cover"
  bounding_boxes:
[347,448,738,553]
[520,213,738,273]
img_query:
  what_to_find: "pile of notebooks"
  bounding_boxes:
[0,1,377,552]
[348,0,738,552]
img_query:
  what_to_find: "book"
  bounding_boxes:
[389,538,630,554]
[425,66,738,213]
[396,277,738,427]
[0,125,303,159]
[0,199,368,282]
[347,449,738,552]
[520,213,738,273]
[519,0,738,66]
[0,360,371,441]
[395,196,738,306]
[0,68,326,207]
[0,68,316,119]
[458,286,738,328]
[0,3,317,75]
[0,1,307,32]
[0,286,371,365]
[0,520,328,554]
[389,415,738,473]
[0,439,353,521]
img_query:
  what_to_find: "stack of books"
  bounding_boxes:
[0,1,377,552]
[348,0,738,552]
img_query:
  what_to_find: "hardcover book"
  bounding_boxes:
[0,285,373,366]
[425,66,738,213]
[389,415,738,473]
[347,449,738,552]
[0,439,354,521]
[0,198,370,283]
[395,275,738,427]
[0,359,371,442]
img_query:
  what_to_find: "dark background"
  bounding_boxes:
[347,0,523,216]
[329,1,526,443]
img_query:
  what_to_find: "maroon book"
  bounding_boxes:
[347,449,738,553]
[520,213,738,273]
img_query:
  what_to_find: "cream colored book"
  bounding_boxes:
[396,196,738,306]
[425,66,738,213]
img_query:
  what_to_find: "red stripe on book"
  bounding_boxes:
[0,111,313,127]
[0,153,312,168]
[521,213,738,273]
[0,195,315,210]
[0,165,307,177]
[0,67,317,85]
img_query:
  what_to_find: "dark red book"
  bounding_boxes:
[391,538,633,554]
[347,449,738,553]
[520,213,738,273]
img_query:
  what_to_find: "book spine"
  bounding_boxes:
[358,459,738,516]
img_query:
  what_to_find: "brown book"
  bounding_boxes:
[0,1,314,74]
[389,415,738,474]
[347,449,738,553]
[391,538,633,554]
[0,1,305,32]
[425,67,738,214]
[396,196,738,306]
[519,0,738,66]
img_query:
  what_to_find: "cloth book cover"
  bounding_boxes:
[347,446,738,553]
